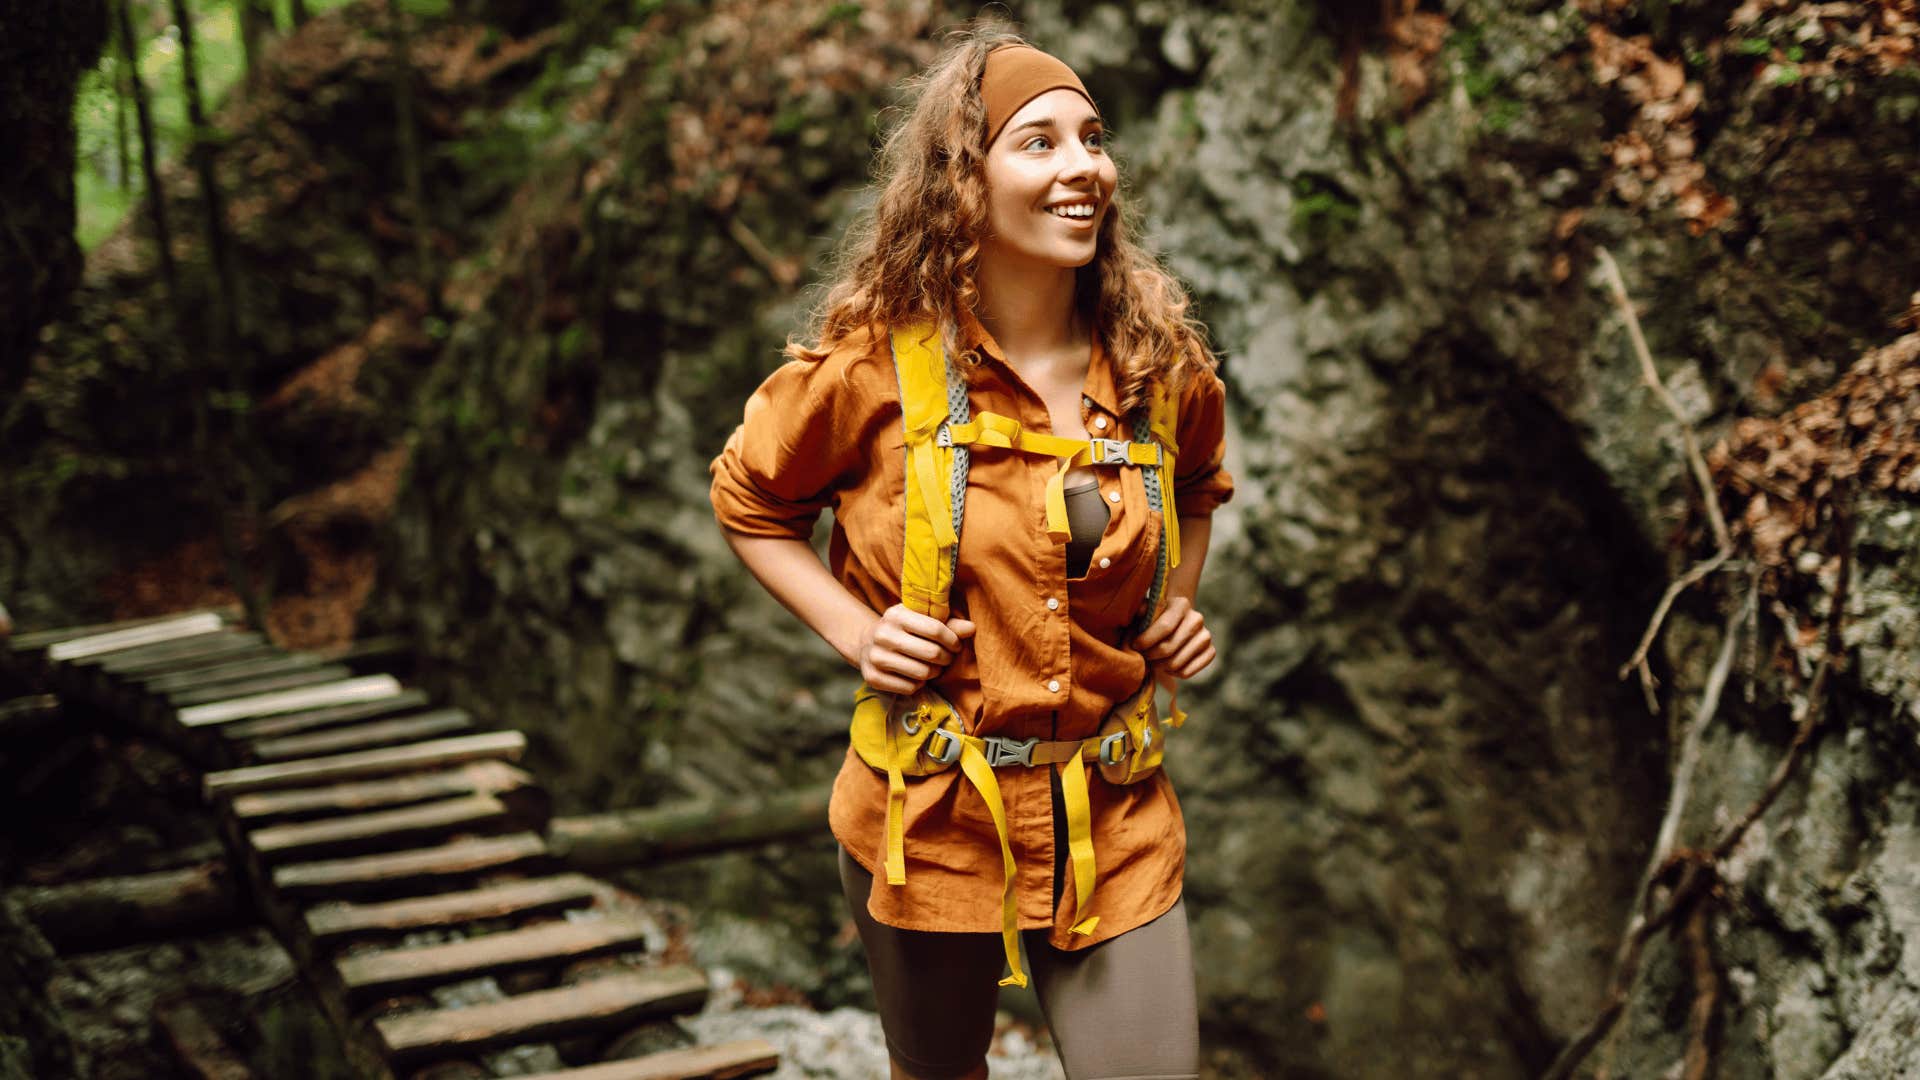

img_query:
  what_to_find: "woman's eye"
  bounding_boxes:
[1085,131,1105,149]
[1023,136,1050,151]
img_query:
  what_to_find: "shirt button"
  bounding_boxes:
[1092,416,1108,431]
[1107,491,1120,503]
[1045,597,1059,611]
[1047,679,1061,693]
[1098,556,1111,568]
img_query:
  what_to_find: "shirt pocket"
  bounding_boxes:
[1078,467,1163,628]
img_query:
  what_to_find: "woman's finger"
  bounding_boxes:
[876,623,953,665]
[1172,643,1216,680]
[1167,627,1211,674]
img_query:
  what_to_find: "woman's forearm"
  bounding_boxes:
[720,529,879,668]
[1165,515,1212,604]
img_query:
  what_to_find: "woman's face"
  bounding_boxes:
[980,88,1116,270]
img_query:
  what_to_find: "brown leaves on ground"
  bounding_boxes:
[98,444,412,650]
[1710,311,1920,583]
[260,307,425,412]
[1729,1,1920,77]
[652,0,940,214]
[1585,22,1736,237]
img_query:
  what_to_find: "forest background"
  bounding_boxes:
[4,0,1920,1077]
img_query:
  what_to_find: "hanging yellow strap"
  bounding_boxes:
[955,741,1028,989]
[1057,755,1100,935]
[883,707,908,886]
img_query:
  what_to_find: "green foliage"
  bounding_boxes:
[70,0,358,250]
[1446,22,1501,103]
[1734,36,1772,57]
[1291,174,1360,237]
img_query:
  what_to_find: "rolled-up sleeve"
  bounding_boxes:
[709,350,871,541]
[1172,364,1234,518]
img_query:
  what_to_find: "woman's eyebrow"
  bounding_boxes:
[1007,114,1103,136]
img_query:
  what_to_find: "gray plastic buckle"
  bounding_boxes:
[926,727,962,765]
[983,735,1038,767]
[1098,730,1130,766]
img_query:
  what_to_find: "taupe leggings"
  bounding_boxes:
[837,844,1200,1079]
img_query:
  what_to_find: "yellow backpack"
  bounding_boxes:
[847,321,1188,987]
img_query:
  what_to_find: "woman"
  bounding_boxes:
[709,24,1233,1080]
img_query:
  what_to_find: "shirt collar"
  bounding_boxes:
[953,303,1123,419]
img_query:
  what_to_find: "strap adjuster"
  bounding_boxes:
[983,735,1038,767]
[1098,730,1129,766]
[1090,438,1160,466]
[934,420,953,448]
[926,727,962,765]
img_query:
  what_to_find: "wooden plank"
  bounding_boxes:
[156,999,255,1080]
[93,635,270,676]
[248,793,509,865]
[6,608,233,652]
[46,612,227,661]
[178,675,403,728]
[304,873,601,945]
[166,665,355,707]
[218,688,430,741]
[229,761,537,824]
[374,968,709,1066]
[271,832,549,900]
[247,708,472,762]
[337,911,657,999]
[516,1040,780,1080]
[204,731,525,798]
[137,652,330,693]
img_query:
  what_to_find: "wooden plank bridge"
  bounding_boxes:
[2,610,781,1080]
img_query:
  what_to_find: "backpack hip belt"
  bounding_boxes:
[846,322,1187,989]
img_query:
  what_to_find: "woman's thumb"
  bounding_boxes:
[947,616,976,637]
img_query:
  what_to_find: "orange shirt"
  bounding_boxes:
[707,306,1234,951]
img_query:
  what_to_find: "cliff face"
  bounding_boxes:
[7,0,1920,1075]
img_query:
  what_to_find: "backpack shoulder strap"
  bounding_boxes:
[889,323,970,622]
[1127,377,1181,641]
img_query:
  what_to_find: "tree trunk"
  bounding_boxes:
[117,0,178,298]
[288,0,307,27]
[546,784,833,872]
[235,0,271,82]
[386,0,434,284]
[0,0,109,391]
[168,0,271,637]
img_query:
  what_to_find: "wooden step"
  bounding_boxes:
[137,652,330,693]
[374,968,709,1066]
[91,634,268,675]
[219,688,432,742]
[272,832,549,900]
[516,1040,780,1080]
[45,612,228,661]
[247,708,473,762]
[305,874,602,946]
[204,731,526,798]
[178,675,403,728]
[166,665,355,707]
[248,793,510,865]
[6,608,233,653]
[337,911,657,999]
[229,760,539,824]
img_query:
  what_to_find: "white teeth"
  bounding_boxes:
[1047,204,1095,219]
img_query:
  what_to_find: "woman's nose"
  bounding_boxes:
[1057,138,1097,180]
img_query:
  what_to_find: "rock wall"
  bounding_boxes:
[7,0,1920,1076]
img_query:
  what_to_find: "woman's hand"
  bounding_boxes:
[1134,595,1215,680]
[858,604,976,694]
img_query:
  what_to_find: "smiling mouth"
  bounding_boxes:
[1044,204,1098,221]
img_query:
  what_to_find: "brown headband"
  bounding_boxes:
[981,43,1098,150]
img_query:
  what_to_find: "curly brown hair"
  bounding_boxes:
[784,17,1219,420]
